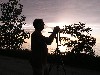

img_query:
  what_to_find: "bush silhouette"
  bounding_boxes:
[60,22,96,56]
[0,0,30,50]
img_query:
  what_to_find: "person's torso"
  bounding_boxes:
[31,31,48,60]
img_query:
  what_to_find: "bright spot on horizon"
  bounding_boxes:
[58,45,67,52]
[46,22,69,29]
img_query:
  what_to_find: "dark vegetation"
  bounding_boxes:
[0,0,100,71]
[0,49,31,59]
[0,0,30,50]
[48,53,100,71]
[59,22,96,56]
[0,49,100,71]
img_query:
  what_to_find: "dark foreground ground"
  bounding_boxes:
[0,55,100,75]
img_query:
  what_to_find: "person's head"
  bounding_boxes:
[33,19,45,31]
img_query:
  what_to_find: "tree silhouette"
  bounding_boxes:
[60,22,96,56]
[0,0,30,50]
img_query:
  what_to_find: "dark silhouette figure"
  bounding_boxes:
[30,19,60,75]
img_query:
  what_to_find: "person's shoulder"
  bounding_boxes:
[31,32,35,37]
[31,31,36,34]
[31,31,40,37]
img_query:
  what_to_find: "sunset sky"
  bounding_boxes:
[21,0,100,42]
[0,0,100,54]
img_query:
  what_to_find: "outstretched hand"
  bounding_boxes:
[53,26,60,34]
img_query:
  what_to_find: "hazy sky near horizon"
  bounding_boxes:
[0,0,100,51]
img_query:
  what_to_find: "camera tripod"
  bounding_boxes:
[47,32,66,75]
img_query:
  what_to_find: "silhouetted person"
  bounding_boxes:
[30,19,60,75]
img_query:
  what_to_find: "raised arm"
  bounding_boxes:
[45,26,60,45]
